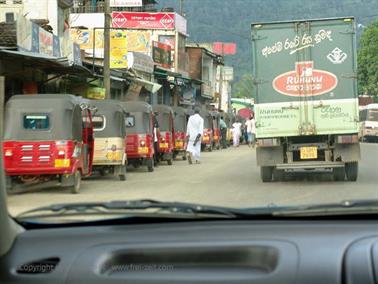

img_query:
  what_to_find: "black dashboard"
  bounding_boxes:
[0,219,377,284]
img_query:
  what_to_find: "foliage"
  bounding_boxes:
[159,0,378,81]
[358,20,378,96]
[232,74,254,98]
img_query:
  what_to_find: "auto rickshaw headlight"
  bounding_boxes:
[58,150,65,156]
[140,140,146,147]
[4,150,13,157]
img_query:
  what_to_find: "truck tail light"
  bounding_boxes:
[337,135,359,144]
[257,138,280,147]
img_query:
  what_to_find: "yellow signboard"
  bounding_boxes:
[87,87,106,100]
[70,29,104,50]
[110,30,128,69]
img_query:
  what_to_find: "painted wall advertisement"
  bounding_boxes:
[110,0,142,7]
[152,41,172,69]
[110,30,128,69]
[38,28,53,56]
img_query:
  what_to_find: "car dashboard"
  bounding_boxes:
[0,219,377,284]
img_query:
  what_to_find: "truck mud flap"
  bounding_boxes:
[334,143,360,162]
[256,146,284,166]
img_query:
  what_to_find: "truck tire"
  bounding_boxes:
[345,162,358,181]
[261,167,273,182]
[333,167,345,181]
[273,169,284,181]
[69,170,81,194]
[147,158,154,172]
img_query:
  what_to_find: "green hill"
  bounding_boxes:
[158,0,378,82]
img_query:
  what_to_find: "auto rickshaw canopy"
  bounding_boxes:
[200,109,214,129]
[120,101,153,134]
[90,100,126,138]
[152,105,174,132]
[4,94,86,141]
[172,106,186,133]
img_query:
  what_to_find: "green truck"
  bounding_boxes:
[251,17,360,182]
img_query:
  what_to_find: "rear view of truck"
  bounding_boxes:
[251,17,360,182]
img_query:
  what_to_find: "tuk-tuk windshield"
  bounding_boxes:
[125,116,135,127]
[174,115,186,132]
[92,115,105,131]
[23,114,50,130]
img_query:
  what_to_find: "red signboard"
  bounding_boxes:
[213,42,237,55]
[112,12,175,30]
[152,41,172,69]
[273,61,338,97]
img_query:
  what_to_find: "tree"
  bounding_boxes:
[358,20,378,97]
[232,74,254,99]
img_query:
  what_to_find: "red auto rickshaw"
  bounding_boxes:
[121,101,155,172]
[153,105,175,165]
[200,109,214,152]
[210,111,221,150]
[172,106,187,160]
[3,94,94,194]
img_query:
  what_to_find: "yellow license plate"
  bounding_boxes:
[300,147,318,159]
[175,141,184,148]
[138,147,149,154]
[203,137,209,141]
[54,159,70,168]
[159,143,168,148]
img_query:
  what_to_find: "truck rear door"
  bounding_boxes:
[252,18,358,138]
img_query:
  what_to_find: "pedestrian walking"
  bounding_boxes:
[232,119,242,147]
[219,116,228,149]
[153,113,160,167]
[186,107,204,164]
[245,114,256,148]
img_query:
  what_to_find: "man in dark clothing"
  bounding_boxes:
[220,116,228,149]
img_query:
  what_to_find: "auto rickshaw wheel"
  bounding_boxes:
[69,170,81,194]
[147,158,154,172]
[167,159,173,165]
[182,155,187,161]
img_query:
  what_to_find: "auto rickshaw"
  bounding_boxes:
[200,109,214,151]
[172,106,187,160]
[91,100,127,181]
[210,111,221,150]
[120,101,155,172]
[3,94,94,194]
[152,105,175,165]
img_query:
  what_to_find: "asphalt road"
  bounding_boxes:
[6,143,378,216]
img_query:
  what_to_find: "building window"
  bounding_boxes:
[13,0,22,4]
[5,12,15,22]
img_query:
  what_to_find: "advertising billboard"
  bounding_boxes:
[112,12,176,30]
[152,41,172,69]
[110,0,142,7]
[110,30,128,69]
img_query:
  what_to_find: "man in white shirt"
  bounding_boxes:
[186,107,204,164]
[245,113,256,148]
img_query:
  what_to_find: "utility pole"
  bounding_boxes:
[218,44,224,111]
[0,76,4,138]
[104,0,111,99]
[179,0,184,15]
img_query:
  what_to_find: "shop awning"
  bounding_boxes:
[131,77,162,93]
[0,49,93,77]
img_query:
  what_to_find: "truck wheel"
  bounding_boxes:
[333,167,345,181]
[119,165,127,181]
[261,167,273,182]
[273,169,284,181]
[147,158,154,172]
[345,162,358,181]
[69,170,81,194]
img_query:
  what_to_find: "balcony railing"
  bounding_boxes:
[71,4,157,13]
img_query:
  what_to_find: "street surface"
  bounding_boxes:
[7,143,378,216]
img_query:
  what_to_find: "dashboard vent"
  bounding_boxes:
[16,257,60,274]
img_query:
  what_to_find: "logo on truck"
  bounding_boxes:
[272,61,338,97]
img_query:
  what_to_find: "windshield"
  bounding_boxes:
[2,0,378,224]
[368,109,378,121]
